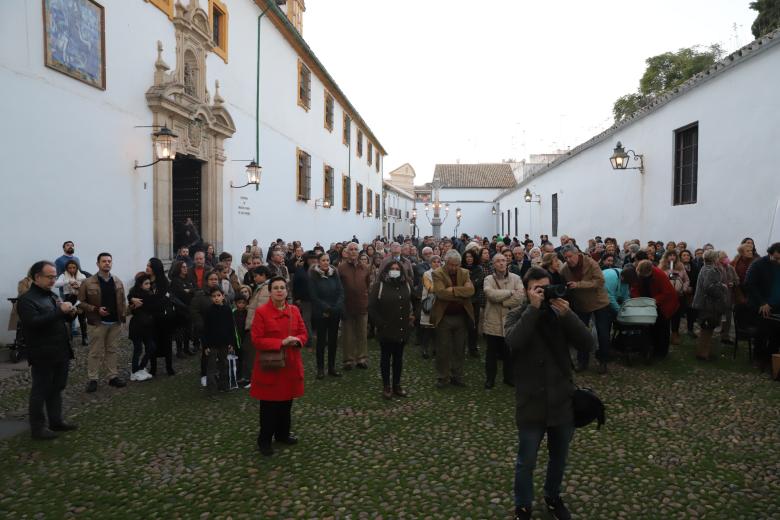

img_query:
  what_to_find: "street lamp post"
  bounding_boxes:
[424,179,450,239]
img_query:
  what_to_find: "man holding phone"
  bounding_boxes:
[78,252,128,392]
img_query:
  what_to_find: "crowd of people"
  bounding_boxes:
[12,232,780,520]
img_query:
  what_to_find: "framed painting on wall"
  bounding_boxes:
[42,0,106,90]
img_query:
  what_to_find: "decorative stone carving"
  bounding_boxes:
[145,0,236,259]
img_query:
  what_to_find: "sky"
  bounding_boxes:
[304,0,757,184]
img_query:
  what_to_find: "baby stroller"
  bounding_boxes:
[611,297,657,365]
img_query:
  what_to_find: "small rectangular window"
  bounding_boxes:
[375,151,380,173]
[673,122,698,205]
[323,165,334,207]
[209,0,228,62]
[343,113,351,146]
[356,183,364,213]
[375,193,381,218]
[356,130,363,157]
[552,194,558,237]
[324,92,334,132]
[367,189,373,216]
[296,149,311,201]
[297,60,311,110]
[507,209,511,236]
[368,142,373,166]
[342,175,351,211]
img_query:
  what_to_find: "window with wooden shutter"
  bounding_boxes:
[342,175,351,211]
[367,142,373,166]
[324,92,334,132]
[323,165,334,207]
[356,183,364,214]
[343,113,351,146]
[367,189,373,216]
[209,0,228,62]
[551,193,558,237]
[375,151,380,173]
[356,130,363,157]
[375,194,381,219]
[296,149,311,201]
[297,60,311,110]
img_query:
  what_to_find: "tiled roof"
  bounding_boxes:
[433,163,517,188]
[383,180,415,200]
[495,27,780,200]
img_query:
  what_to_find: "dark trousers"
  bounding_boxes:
[755,315,780,364]
[241,332,254,382]
[131,337,156,372]
[315,315,340,371]
[258,400,293,447]
[150,329,173,375]
[650,315,671,358]
[29,361,69,432]
[576,305,614,365]
[484,334,513,384]
[205,345,229,391]
[467,305,481,351]
[685,305,698,333]
[670,295,686,333]
[380,340,405,387]
[514,423,575,508]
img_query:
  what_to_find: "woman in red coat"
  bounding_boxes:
[251,276,308,457]
[630,260,680,358]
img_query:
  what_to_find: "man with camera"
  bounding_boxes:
[504,267,594,520]
[559,244,613,374]
[17,261,79,440]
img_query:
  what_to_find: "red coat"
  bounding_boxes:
[630,266,680,319]
[250,301,308,401]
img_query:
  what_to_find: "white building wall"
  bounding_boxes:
[497,43,780,251]
[0,0,385,341]
[433,187,504,238]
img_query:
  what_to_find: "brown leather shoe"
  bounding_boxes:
[393,386,408,398]
[382,386,393,399]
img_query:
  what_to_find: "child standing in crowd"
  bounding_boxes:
[202,287,236,392]
[232,295,249,386]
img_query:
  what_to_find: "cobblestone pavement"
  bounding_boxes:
[0,335,778,519]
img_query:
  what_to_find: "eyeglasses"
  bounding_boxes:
[40,275,57,280]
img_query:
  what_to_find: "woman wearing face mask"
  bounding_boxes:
[368,260,413,399]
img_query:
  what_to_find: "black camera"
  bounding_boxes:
[543,284,568,300]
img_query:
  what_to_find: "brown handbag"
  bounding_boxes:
[258,309,293,370]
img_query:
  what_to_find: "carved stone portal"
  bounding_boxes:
[145,0,236,259]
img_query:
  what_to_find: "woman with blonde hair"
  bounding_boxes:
[659,250,690,344]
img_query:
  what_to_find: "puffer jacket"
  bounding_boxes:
[482,271,524,337]
[504,303,593,427]
[17,284,74,364]
[308,265,344,321]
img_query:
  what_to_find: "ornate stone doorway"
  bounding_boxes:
[144,1,236,259]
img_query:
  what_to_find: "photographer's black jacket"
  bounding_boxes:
[17,284,73,364]
[504,303,593,427]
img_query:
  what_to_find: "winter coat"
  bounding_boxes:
[368,268,413,343]
[504,303,593,428]
[602,267,630,313]
[661,264,690,296]
[482,271,524,337]
[17,284,74,365]
[127,286,159,341]
[431,267,475,326]
[77,274,127,325]
[189,288,212,337]
[54,270,87,296]
[292,266,311,302]
[693,264,727,323]
[308,265,344,321]
[419,270,435,327]
[250,301,307,402]
[629,266,680,319]
[744,255,780,310]
[338,260,371,316]
[203,303,236,348]
[464,264,486,307]
[559,254,611,313]
[246,282,270,330]
[170,276,195,305]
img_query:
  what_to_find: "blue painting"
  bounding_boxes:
[43,0,105,89]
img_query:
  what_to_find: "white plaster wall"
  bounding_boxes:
[434,187,503,238]
[497,45,780,252]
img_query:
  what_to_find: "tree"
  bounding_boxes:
[612,45,722,123]
[751,0,780,38]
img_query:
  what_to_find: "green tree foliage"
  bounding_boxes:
[750,0,780,38]
[612,45,722,123]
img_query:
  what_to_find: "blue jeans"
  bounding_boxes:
[131,337,156,372]
[514,423,575,508]
[576,305,615,365]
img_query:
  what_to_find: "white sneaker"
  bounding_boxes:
[244,383,251,389]
[130,371,139,382]
[200,376,207,387]
[140,369,153,380]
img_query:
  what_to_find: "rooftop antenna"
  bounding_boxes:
[732,22,743,50]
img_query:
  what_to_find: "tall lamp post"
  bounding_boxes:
[424,179,450,239]
[411,208,420,239]
[453,207,463,236]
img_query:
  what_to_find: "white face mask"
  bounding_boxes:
[388,270,401,279]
